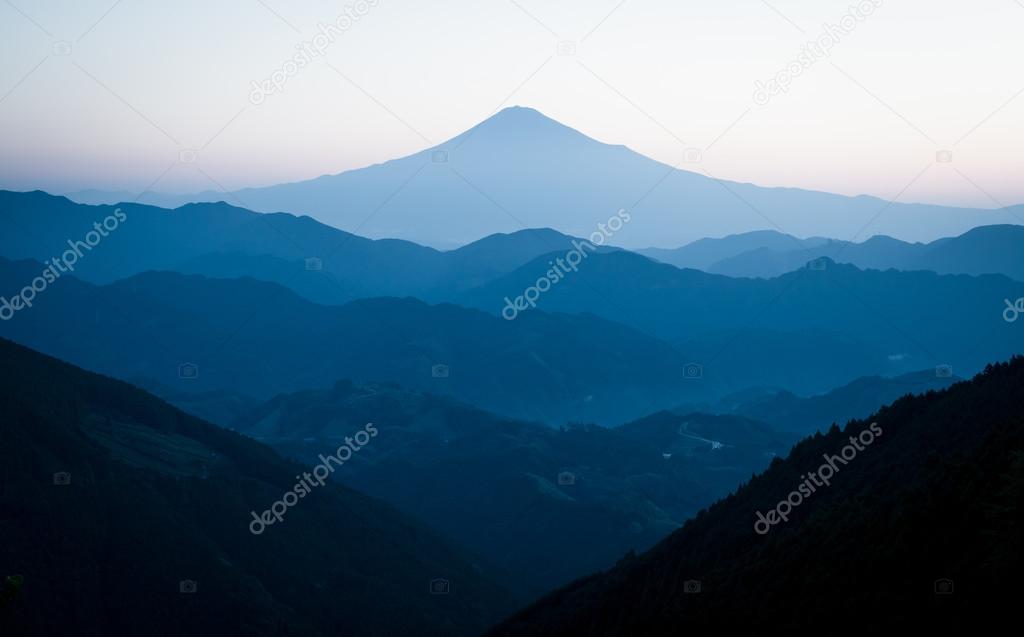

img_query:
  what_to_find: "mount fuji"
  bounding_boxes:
[67,107,1018,248]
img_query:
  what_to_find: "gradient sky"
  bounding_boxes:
[1,0,1021,209]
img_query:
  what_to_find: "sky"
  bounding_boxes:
[0,0,1021,209]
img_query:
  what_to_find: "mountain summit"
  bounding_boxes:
[449,106,594,147]
[65,107,1016,248]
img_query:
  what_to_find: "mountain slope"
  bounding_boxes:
[489,357,1024,635]
[0,338,515,636]
[229,382,795,597]
[916,224,1024,280]
[0,189,441,299]
[703,369,959,436]
[61,107,1018,248]
[637,230,830,270]
[690,224,1024,280]
[0,190,611,304]
[460,250,1024,394]
[0,258,697,425]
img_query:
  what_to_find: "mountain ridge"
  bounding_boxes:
[0,256,700,425]
[0,337,516,636]
[58,107,1019,248]
[227,378,795,597]
[649,223,1024,280]
[489,356,1024,634]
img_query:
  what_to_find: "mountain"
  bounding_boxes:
[60,107,1018,248]
[0,258,698,425]
[489,357,1024,635]
[678,369,959,436]
[663,224,1024,281]
[228,381,796,597]
[637,230,831,270]
[171,252,356,305]
[0,190,607,304]
[0,189,440,298]
[916,224,1024,280]
[615,411,797,450]
[5,239,1020,421]
[430,228,619,293]
[0,338,515,636]
[63,188,146,206]
[460,249,1024,395]
[129,376,261,428]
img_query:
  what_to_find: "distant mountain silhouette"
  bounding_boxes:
[4,240,1021,417]
[678,369,959,436]
[0,190,604,304]
[645,224,1024,281]
[638,230,831,270]
[60,107,1019,248]
[0,258,697,425]
[0,338,515,636]
[229,382,795,597]
[916,224,1024,280]
[461,250,1024,394]
[490,357,1024,635]
[432,227,619,292]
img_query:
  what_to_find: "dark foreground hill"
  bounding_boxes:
[489,356,1024,635]
[0,338,514,636]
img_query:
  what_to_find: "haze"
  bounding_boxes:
[0,0,1021,210]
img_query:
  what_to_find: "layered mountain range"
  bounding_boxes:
[490,356,1024,635]
[2,106,1022,636]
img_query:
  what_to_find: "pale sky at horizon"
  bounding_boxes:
[1,0,1022,209]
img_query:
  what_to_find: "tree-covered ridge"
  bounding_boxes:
[491,356,1024,635]
[0,338,515,636]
